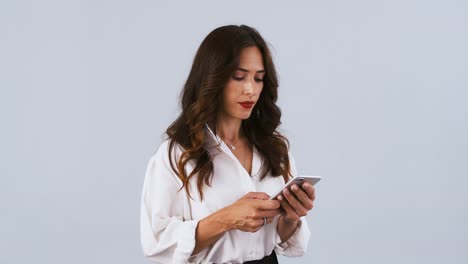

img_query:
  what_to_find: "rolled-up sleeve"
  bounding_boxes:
[140,141,204,264]
[274,216,311,256]
[274,151,311,257]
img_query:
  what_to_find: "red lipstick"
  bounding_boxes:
[239,101,254,109]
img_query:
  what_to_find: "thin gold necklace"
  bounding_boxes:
[223,137,240,150]
[225,138,247,169]
[227,143,236,150]
[206,124,249,172]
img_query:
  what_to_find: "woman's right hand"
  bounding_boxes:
[223,192,281,233]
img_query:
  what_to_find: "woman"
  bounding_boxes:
[140,25,316,264]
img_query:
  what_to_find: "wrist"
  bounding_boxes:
[277,215,301,243]
[217,206,235,232]
[280,215,300,226]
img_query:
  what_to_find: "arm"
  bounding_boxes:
[274,151,312,257]
[191,207,230,255]
[277,215,300,243]
[275,215,310,257]
[140,141,207,263]
[192,192,281,255]
[140,141,281,263]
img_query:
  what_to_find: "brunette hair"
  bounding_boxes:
[166,25,292,200]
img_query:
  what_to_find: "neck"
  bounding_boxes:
[214,113,243,143]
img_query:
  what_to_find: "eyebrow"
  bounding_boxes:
[236,67,265,73]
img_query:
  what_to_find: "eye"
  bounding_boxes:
[232,76,264,82]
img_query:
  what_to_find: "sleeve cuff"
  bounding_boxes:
[275,216,310,257]
[172,219,208,264]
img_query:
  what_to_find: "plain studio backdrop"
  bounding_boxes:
[1,0,467,263]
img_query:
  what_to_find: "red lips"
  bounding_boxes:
[239,101,254,109]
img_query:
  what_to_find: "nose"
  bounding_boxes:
[243,80,255,96]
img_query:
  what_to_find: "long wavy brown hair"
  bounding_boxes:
[166,25,292,201]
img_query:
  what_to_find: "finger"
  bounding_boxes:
[255,192,272,200]
[243,192,270,200]
[255,200,281,210]
[253,218,265,228]
[257,209,281,218]
[262,216,275,225]
[266,217,274,225]
[245,218,262,229]
[282,188,307,216]
[277,195,297,216]
[291,184,314,210]
[301,183,316,200]
[262,216,276,226]
[247,226,261,233]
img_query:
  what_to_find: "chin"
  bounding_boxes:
[241,115,251,120]
[238,111,253,120]
[223,109,253,120]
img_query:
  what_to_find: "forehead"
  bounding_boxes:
[237,46,264,72]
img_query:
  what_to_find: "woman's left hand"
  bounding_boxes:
[278,182,316,223]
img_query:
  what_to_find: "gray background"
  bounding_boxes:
[1,0,467,263]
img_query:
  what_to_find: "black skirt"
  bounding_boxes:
[243,250,278,264]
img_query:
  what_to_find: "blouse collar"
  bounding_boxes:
[203,123,262,177]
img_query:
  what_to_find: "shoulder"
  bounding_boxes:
[144,139,186,188]
[145,139,187,179]
[152,138,186,163]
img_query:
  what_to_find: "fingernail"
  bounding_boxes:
[278,195,282,200]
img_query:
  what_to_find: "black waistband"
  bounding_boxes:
[243,250,278,264]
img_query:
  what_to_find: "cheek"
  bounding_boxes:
[222,94,235,110]
[258,85,263,94]
[223,82,242,102]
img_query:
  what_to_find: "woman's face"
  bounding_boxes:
[221,46,265,121]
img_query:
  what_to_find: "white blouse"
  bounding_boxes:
[140,125,311,264]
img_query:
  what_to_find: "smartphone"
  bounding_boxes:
[270,175,321,200]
